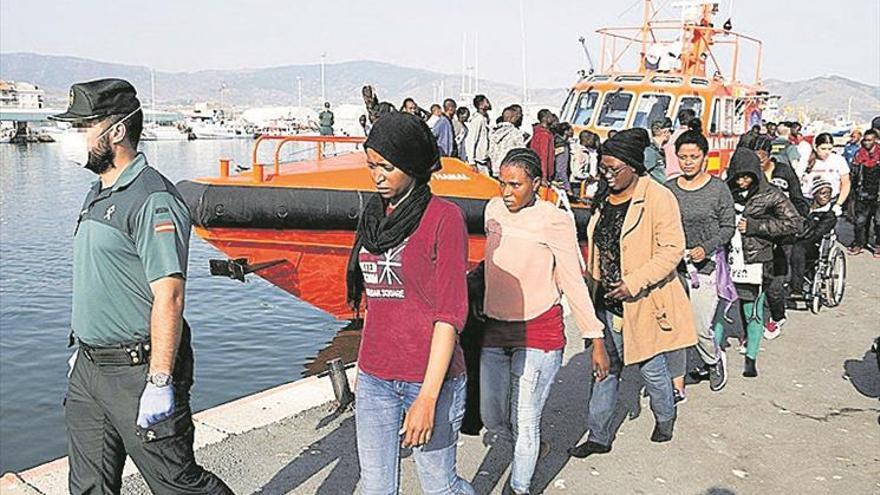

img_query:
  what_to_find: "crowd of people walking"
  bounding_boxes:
[352,88,880,494]
[56,74,877,494]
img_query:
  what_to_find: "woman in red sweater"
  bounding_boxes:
[346,112,474,494]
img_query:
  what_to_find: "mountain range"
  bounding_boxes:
[1,52,878,122]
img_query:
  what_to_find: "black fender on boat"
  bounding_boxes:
[175,180,591,240]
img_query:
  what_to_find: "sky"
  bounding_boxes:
[1,0,878,89]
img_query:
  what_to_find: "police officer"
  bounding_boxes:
[52,79,232,494]
[318,101,334,136]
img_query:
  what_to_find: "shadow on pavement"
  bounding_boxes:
[843,347,880,400]
[469,348,651,494]
[256,416,359,495]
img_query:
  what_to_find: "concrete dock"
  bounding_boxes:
[2,253,878,495]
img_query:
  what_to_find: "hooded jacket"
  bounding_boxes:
[488,122,525,176]
[766,160,810,217]
[727,149,802,264]
[530,124,556,180]
[797,203,837,245]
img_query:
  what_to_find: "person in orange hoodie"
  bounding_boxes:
[529,109,556,182]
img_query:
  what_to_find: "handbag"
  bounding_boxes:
[728,226,763,285]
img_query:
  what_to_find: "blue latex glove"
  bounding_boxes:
[137,383,175,428]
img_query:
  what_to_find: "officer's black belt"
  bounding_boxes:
[79,339,151,366]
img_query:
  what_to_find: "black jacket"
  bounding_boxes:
[767,161,810,217]
[728,151,803,264]
[798,206,837,245]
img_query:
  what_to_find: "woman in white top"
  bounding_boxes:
[799,132,850,214]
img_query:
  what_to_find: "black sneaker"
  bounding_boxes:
[673,389,687,406]
[650,418,675,443]
[567,440,612,458]
[688,366,710,383]
[709,352,728,392]
[743,356,758,378]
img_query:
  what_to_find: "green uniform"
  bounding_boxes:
[770,137,800,167]
[72,153,190,345]
[644,142,667,184]
[67,154,232,494]
[318,109,334,136]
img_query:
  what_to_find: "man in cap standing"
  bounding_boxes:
[52,78,232,494]
[318,101,335,136]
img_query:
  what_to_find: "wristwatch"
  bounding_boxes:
[147,373,173,387]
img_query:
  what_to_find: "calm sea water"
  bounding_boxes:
[0,140,348,473]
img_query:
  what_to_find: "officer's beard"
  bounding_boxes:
[85,134,115,175]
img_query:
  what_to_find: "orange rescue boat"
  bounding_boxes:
[176,136,590,320]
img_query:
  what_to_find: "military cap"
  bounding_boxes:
[50,78,140,122]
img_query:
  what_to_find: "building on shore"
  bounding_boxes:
[0,80,45,109]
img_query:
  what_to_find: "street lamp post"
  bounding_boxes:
[320,53,326,103]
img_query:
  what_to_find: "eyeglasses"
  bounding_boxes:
[598,165,629,178]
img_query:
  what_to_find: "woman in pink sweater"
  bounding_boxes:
[480,148,607,495]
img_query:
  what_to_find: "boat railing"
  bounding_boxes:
[596,23,763,85]
[228,135,366,182]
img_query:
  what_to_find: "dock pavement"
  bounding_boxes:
[2,252,878,495]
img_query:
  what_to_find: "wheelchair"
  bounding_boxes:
[804,232,847,314]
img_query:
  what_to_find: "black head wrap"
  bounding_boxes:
[347,112,439,310]
[601,127,650,174]
[364,112,440,183]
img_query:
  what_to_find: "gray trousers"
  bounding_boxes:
[683,271,722,366]
[65,329,232,495]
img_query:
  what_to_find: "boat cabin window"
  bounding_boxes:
[734,98,748,133]
[560,88,577,122]
[596,91,634,129]
[710,97,739,135]
[710,98,721,134]
[632,94,672,130]
[614,75,645,84]
[676,96,704,126]
[690,78,710,87]
[571,90,602,126]
[650,76,683,86]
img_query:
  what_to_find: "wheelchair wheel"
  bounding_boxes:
[810,267,823,314]
[824,246,846,307]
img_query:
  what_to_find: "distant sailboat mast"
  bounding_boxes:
[461,33,467,98]
[474,33,480,94]
[519,0,529,104]
[150,68,156,124]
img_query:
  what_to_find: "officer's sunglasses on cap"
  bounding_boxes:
[71,107,142,135]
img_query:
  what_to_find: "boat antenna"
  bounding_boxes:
[578,36,595,75]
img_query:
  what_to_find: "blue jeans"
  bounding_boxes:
[480,347,563,494]
[586,310,676,446]
[355,371,474,495]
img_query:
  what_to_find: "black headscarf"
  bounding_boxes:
[364,112,441,182]
[601,127,650,174]
[346,112,440,308]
